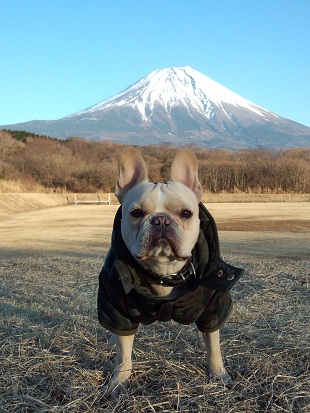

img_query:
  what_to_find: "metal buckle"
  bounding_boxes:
[189,261,196,279]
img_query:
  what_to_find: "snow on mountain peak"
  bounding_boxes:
[4,65,309,149]
[72,66,274,121]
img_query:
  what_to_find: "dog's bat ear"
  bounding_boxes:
[170,149,203,201]
[115,148,149,202]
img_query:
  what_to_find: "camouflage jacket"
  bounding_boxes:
[97,203,244,336]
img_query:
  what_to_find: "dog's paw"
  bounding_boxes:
[209,368,234,388]
[102,378,129,399]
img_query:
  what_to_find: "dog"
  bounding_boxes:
[97,148,244,398]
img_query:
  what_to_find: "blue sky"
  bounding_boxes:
[1,0,309,127]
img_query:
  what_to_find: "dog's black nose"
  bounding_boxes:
[151,215,171,227]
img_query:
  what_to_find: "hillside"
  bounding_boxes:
[0,193,69,217]
[1,131,309,194]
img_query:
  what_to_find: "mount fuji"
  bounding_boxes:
[2,66,310,149]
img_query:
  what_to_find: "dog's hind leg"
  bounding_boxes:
[195,325,205,350]
[103,334,135,398]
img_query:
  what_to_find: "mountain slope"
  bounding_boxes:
[2,66,310,148]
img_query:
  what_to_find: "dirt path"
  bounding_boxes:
[0,203,309,259]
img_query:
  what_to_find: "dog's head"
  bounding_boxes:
[115,148,202,274]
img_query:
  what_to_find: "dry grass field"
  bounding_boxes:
[0,194,309,412]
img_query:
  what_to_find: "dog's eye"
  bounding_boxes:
[130,208,144,218]
[180,210,192,219]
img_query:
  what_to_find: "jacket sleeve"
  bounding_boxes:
[195,289,233,333]
[97,265,139,336]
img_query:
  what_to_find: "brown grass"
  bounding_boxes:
[1,254,309,412]
[0,179,47,194]
[200,193,310,203]
[1,192,309,220]
[94,192,310,205]
[76,192,310,205]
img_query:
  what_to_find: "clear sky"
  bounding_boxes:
[1,0,309,127]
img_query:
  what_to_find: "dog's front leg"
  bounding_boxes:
[104,334,135,398]
[199,329,231,384]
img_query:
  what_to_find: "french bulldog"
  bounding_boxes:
[97,148,243,398]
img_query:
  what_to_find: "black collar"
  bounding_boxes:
[136,257,197,287]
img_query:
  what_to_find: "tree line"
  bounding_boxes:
[0,129,309,193]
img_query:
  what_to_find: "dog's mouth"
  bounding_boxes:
[151,237,173,251]
[135,236,188,261]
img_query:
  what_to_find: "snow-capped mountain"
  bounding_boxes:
[72,66,270,121]
[2,67,310,148]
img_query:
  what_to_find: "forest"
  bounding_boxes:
[0,129,309,193]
